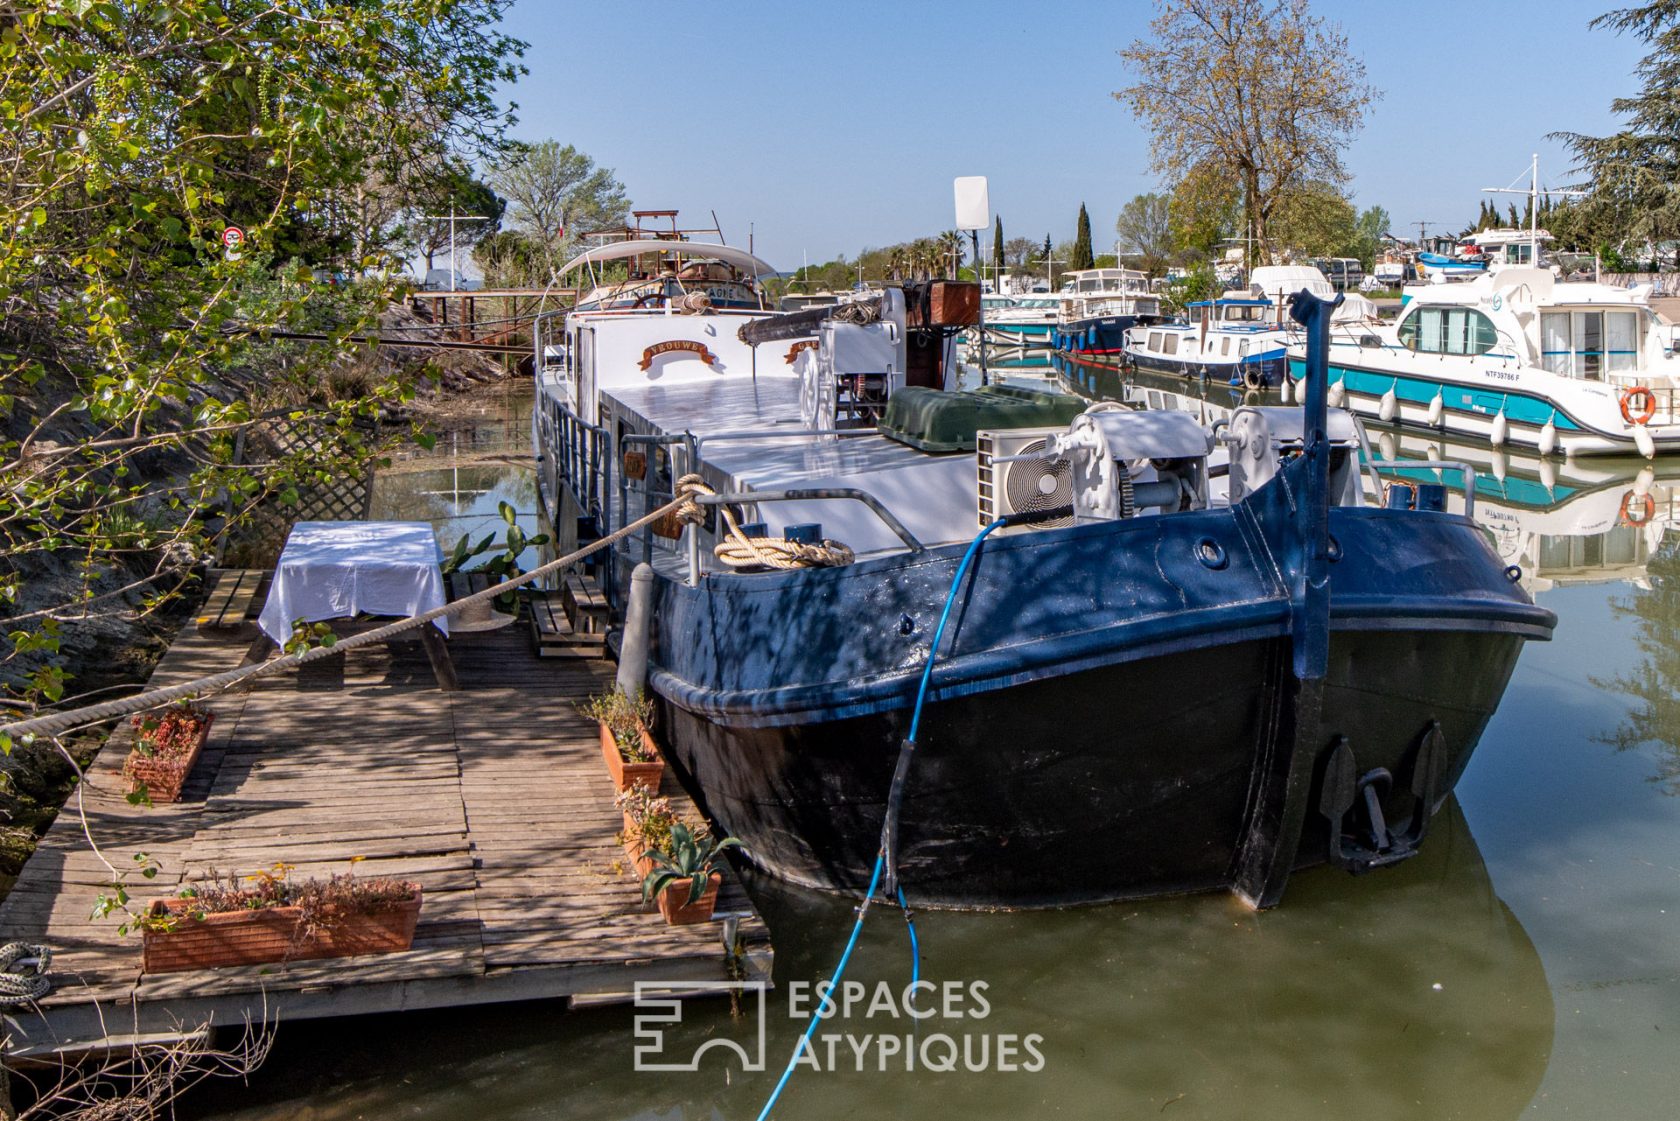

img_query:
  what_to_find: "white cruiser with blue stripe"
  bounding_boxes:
[1284,267,1680,458]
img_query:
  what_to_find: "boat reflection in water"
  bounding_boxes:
[1360,425,1678,593]
[181,802,1553,1121]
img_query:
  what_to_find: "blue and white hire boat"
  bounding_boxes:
[533,221,1553,911]
[1051,267,1163,359]
[1286,266,1680,458]
[1124,296,1290,389]
[982,294,1058,346]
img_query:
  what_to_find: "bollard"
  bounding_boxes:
[616,563,654,701]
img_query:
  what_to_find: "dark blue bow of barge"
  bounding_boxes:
[639,477,1551,909]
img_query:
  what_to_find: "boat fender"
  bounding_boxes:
[1634,423,1657,459]
[1620,385,1657,426]
[1328,379,1346,408]
[1538,457,1558,493]
[1489,448,1508,482]
[1538,415,1558,457]
[1278,376,1292,405]
[1490,410,1508,448]
[1620,489,1656,527]
[1426,392,1444,427]
[1379,386,1397,423]
[1243,369,1265,391]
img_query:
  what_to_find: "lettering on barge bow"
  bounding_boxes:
[640,340,718,370]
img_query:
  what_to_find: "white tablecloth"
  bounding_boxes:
[258,521,449,642]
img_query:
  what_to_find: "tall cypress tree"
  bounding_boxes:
[1072,203,1095,269]
[992,216,1004,279]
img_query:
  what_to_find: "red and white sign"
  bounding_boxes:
[222,226,245,252]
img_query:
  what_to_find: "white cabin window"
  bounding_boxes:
[1221,338,1232,356]
[1398,306,1498,356]
[1162,334,1179,355]
[1148,332,1163,351]
[1541,310,1640,378]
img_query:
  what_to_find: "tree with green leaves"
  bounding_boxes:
[1546,0,1680,268]
[1071,204,1096,270]
[1270,181,1356,259]
[1350,205,1390,269]
[1115,193,1175,275]
[487,141,631,282]
[1168,163,1240,260]
[1117,0,1376,263]
[0,1,525,713]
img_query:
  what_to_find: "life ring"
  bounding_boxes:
[1620,386,1657,425]
[1242,368,1265,391]
[1619,489,1656,527]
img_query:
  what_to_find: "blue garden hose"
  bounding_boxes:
[754,518,1006,1119]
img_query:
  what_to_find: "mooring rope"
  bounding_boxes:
[0,489,699,744]
[673,473,854,570]
[0,943,53,1004]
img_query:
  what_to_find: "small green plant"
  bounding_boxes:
[441,500,551,609]
[641,823,740,907]
[283,620,339,656]
[583,688,655,763]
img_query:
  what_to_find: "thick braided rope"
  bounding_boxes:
[0,491,695,743]
[0,942,52,1004]
[674,474,854,570]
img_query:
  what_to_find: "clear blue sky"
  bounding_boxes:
[491,0,1645,268]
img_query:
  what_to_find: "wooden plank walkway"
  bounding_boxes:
[0,618,771,1058]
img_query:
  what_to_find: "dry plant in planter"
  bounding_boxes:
[122,702,214,804]
[139,863,422,973]
[583,688,663,791]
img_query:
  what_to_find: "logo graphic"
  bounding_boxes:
[633,981,767,1072]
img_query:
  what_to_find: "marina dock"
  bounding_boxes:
[0,590,771,1058]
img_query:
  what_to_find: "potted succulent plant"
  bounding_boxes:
[139,863,423,973]
[584,688,662,792]
[641,824,741,926]
[122,702,214,803]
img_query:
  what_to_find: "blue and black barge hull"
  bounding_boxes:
[637,497,1552,909]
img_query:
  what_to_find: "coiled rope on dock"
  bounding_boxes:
[0,943,52,1004]
[0,491,699,744]
[674,474,854,570]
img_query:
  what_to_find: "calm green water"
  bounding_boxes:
[187,363,1680,1120]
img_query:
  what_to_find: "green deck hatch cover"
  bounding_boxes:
[877,385,1086,453]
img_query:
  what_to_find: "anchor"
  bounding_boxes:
[1318,721,1446,874]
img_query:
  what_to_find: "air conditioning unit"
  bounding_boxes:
[976,427,1075,531]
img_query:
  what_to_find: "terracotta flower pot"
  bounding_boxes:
[123,713,214,803]
[620,812,660,879]
[141,888,423,973]
[655,872,721,926]
[599,721,663,792]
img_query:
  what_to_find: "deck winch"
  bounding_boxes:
[1049,407,1214,522]
[1222,406,1363,506]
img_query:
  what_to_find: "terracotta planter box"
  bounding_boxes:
[599,721,663,792]
[141,888,423,973]
[655,872,721,926]
[123,713,214,803]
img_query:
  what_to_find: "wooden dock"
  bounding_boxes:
[0,610,771,1058]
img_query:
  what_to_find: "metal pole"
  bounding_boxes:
[973,230,988,386]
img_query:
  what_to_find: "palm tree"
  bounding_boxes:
[937,229,964,278]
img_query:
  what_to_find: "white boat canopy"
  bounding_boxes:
[558,239,778,278]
